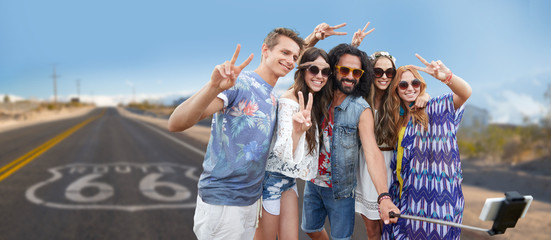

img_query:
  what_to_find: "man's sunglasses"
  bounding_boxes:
[374,68,396,78]
[398,79,421,90]
[304,65,331,77]
[335,65,364,79]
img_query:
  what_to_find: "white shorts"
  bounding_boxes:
[262,184,298,215]
[193,195,261,240]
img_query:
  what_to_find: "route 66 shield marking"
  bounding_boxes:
[25,162,200,212]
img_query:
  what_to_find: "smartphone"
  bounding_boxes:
[479,195,533,221]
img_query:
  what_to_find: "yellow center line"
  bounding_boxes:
[0,109,106,182]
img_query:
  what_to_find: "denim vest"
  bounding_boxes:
[330,95,370,199]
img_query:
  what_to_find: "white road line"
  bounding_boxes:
[136,120,206,158]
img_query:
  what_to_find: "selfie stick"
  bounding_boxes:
[389,191,531,236]
[389,212,490,232]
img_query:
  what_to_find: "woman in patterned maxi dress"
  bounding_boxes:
[382,54,472,240]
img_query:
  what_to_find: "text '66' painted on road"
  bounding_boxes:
[25,162,200,212]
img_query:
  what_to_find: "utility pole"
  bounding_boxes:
[77,78,82,104]
[76,79,81,100]
[51,65,59,107]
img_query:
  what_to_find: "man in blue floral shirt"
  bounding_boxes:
[169,28,304,240]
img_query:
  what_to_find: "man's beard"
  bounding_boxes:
[335,77,358,95]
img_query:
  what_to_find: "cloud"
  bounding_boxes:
[2,94,26,102]
[485,90,547,124]
[55,91,195,107]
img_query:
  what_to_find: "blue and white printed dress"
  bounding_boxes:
[383,93,466,240]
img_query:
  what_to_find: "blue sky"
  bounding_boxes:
[1,0,550,124]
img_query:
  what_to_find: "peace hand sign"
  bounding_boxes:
[409,53,451,82]
[351,22,375,47]
[292,91,314,134]
[211,44,254,91]
[314,22,347,40]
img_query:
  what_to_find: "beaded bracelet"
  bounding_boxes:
[443,71,453,85]
[377,192,391,204]
[378,195,391,204]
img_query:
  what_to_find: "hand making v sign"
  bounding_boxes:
[211,44,254,92]
[351,22,375,47]
[409,53,450,82]
[292,91,314,134]
[314,22,347,40]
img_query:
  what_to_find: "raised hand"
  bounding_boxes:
[211,44,254,91]
[409,53,451,82]
[292,91,314,134]
[351,22,375,47]
[314,22,347,40]
[411,54,472,109]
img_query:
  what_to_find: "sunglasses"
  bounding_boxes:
[335,65,364,79]
[398,79,421,90]
[374,68,396,78]
[304,65,331,77]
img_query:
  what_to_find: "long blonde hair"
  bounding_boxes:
[384,65,429,147]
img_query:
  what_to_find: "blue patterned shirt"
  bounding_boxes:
[198,71,278,206]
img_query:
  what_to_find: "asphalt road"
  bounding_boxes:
[0,108,204,240]
[0,107,487,239]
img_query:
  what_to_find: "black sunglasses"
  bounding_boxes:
[373,68,396,78]
[305,65,331,77]
[398,79,421,90]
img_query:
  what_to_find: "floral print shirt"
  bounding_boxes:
[198,71,278,206]
[311,108,333,188]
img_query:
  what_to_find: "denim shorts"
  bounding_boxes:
[301,181,355,240]
[262,171,297,201]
